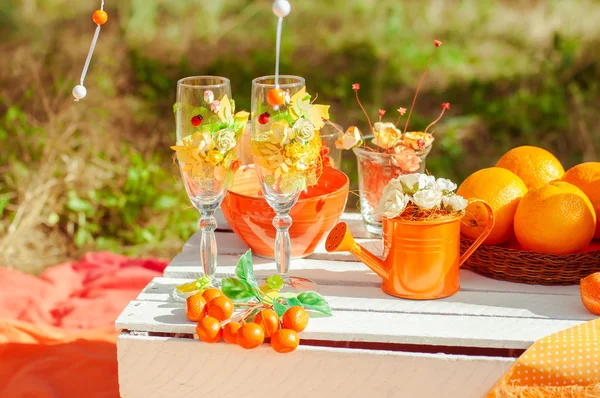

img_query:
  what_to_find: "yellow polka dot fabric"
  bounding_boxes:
[488,318,600,397]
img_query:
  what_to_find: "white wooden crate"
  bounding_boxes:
[116,212,593,398]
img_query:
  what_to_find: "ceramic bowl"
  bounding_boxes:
[221,166,349,258]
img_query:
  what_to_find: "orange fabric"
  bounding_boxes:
[0,252,167,398]
[488,318,600,397]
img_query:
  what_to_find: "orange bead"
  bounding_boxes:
[93,10,108,25]
[266,88,285,107]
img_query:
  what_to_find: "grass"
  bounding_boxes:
[1,0,599,273]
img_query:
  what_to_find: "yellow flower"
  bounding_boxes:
[372,122,402,150]
[285,142,304,158]
[269,121,294,146]
[205,150,223,165]
[403,131,435,151]
[288,87,330,130]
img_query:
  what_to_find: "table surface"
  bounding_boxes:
[116,212,595,352]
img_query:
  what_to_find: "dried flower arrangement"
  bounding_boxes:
[378,173,467,222]
[336,39,450,174]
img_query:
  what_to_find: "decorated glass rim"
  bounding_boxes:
[352,135,433,158]
[177,76,230,89]
[252,75,305,89]
[227,166,349,203]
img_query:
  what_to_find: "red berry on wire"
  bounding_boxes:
[258,112,270,125]
[191,115,203,126]
[267,88,286,107]
[93,10,108,25]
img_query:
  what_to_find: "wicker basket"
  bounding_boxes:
[459,239,600,285]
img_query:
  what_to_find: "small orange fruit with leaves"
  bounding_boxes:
[207,296,234,322]
[271,329,300,353]
[202,288,223,303]
[237,322,265,349]
[196,316,222,343]
[185,292,207,322]
[282,306,309,333]
[580,272,600,316]
[253,309,280,337]
[222,322,242,344]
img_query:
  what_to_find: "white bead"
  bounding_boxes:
[72,85,87,101]
[272,0,291,18]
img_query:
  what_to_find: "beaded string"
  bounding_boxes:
[72,1,108,102]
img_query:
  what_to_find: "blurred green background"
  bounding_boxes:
[1,0,599,273]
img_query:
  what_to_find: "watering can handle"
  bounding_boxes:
[459,199,495,267]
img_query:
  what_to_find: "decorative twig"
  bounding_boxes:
[423,103,450,134]
[352,83,373,133]
[395,107,407,127]
[403,40,442,134]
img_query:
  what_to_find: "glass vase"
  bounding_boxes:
[354,143,432,235]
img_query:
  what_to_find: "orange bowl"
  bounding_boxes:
[222,166,349,258]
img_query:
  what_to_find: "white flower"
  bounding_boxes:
[284,90,291,104]
[292,118,315,143]
[189,131,215,155]
[412,188,443,210]
[335,126,361,150]
[204,90,215,104]
[396,173,421,192]
[417,174,436,190]
[378,192,409,219]
[210,100,220,113]
[270,122,294,146]
[443,195,468,212]
[435,178,457,192]
[215,128,237,152]
[382,178,405,197]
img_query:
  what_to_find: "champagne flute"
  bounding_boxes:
[250,75,328,291]
[172,76,247,298]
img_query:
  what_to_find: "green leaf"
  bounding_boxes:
[286,296,302,307]
[66,198,93,213]
[266,274,284,291]
[273,298,290,317]
[221,277,256,302]
[235,249,258,288]
[297,291,332,316]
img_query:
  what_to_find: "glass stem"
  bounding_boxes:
[199,211,218,283]
[273,213,292,279]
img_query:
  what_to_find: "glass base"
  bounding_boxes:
[261,276,319,293]
[170,276,219,302]
[364,221,383,236]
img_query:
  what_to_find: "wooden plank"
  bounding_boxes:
[137,277,595,321]
[115,300,583,349]
[117,333,513,398]
[163,250,581,296]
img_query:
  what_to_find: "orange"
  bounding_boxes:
[282,306,309,333]
[496,145,564,189]
[236,323,265,349]
[206,296,234,322]
[196,316,222,343]
[514,181,596,254]
[253,309,279,338]
[562,162,600,239]
[271,329,300,353]
[580,272,600,315]
[185,292,207,322]
[457,167,528,245]
[222,322,242,344]
[202,288,223,303]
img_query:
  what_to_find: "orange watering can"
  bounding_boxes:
[325,199,495,299]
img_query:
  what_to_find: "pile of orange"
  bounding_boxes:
[186,287,308,353]
[457,146,599,255]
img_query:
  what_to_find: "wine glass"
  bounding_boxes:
[250,75,327,292]
[172,76,247,299]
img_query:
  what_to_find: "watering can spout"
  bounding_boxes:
[325,222,389,280]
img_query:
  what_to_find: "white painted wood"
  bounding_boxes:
[137,277,595,321]
[163,248,581,296]
[117,333,514,398]
[116,299,583,349]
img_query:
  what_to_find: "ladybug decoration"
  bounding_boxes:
[191,115,204,127]
[258,112,270,125]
